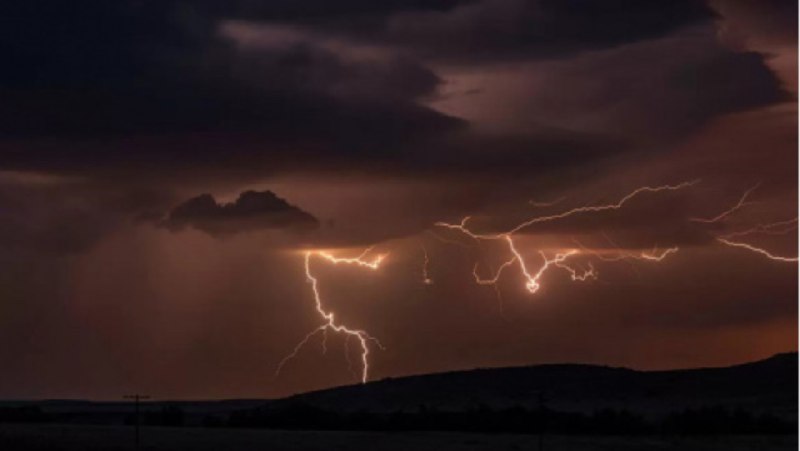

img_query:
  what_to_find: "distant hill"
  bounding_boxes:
[274,353,797,420]
[1,353,795,429]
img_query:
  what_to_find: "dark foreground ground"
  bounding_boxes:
[0,424,795,451]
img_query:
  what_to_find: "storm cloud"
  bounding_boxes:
[0,0,795,400]
[161,190,319,237]
[0,0,785,181]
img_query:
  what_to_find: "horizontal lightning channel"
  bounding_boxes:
[280,181,795,388]
[439,183,695,294]
[716,237,798,262]
[436,181,699,240]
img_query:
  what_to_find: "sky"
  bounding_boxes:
[0,0,797,400]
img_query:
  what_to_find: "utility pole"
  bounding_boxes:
[123,394,150,449]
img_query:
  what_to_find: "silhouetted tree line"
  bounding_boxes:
[222,402,794,435]
[663,406,792,435]
[0,405,184,427]
[1,403,793,435]
[0,406,50,423]
[124,405,185,427]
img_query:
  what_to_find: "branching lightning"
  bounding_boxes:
[472,239,594,293]
[719,218,798,239]
[439,180,795,297]
[276,248,387,383]
[713,217,798,261]
[436,181,699,240]
[716,237,798,262]
[277,181,796,386]
[421,245,434,285]
[689,183,760,223]
[436,183,697,295]
[639,246,680,261]
[573,236,679,264]
[529,196,566,208]
[693,185,798,263]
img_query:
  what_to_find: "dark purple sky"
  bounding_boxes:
[0,0,796,399]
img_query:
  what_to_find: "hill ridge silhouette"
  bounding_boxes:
[274,352,797,418]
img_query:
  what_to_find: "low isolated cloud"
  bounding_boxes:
[161,190,319,237]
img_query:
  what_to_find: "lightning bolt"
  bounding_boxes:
[719,218,798,239]
[694,185,799,262]
[574,236,679,264]
[437,180,798,297]
[638,246,679,261]
[274,325,327,378]
[556,259,597,282]
[713,218,798,262]
[437,181,699,240]
[343,335,359,382]
[421,245,434,285]
[472,236,595,293]
[529,196,566,208]
[425,229,475,248]
[689,183,760,223]
[716,237,798,262]
[279,181,795,387]
[276,248,387,383]
[437,183,694,295]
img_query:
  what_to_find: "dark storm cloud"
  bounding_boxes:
[478,26,789,142]
[0,0,787,182]
[210,0,471,21]
[0,1,795,402]
[215,0,714,64]
[0,14,451,138]
[712,0,798,46]
[407,129,625,177]
[0,1,461,168]
[161,190,319,237]
[381,0,715,63]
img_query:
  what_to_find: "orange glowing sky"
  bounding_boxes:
[0,0,796,399]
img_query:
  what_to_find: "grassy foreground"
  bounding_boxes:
[0,423,796,451]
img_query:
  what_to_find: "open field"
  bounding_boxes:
[0,423,795,451]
